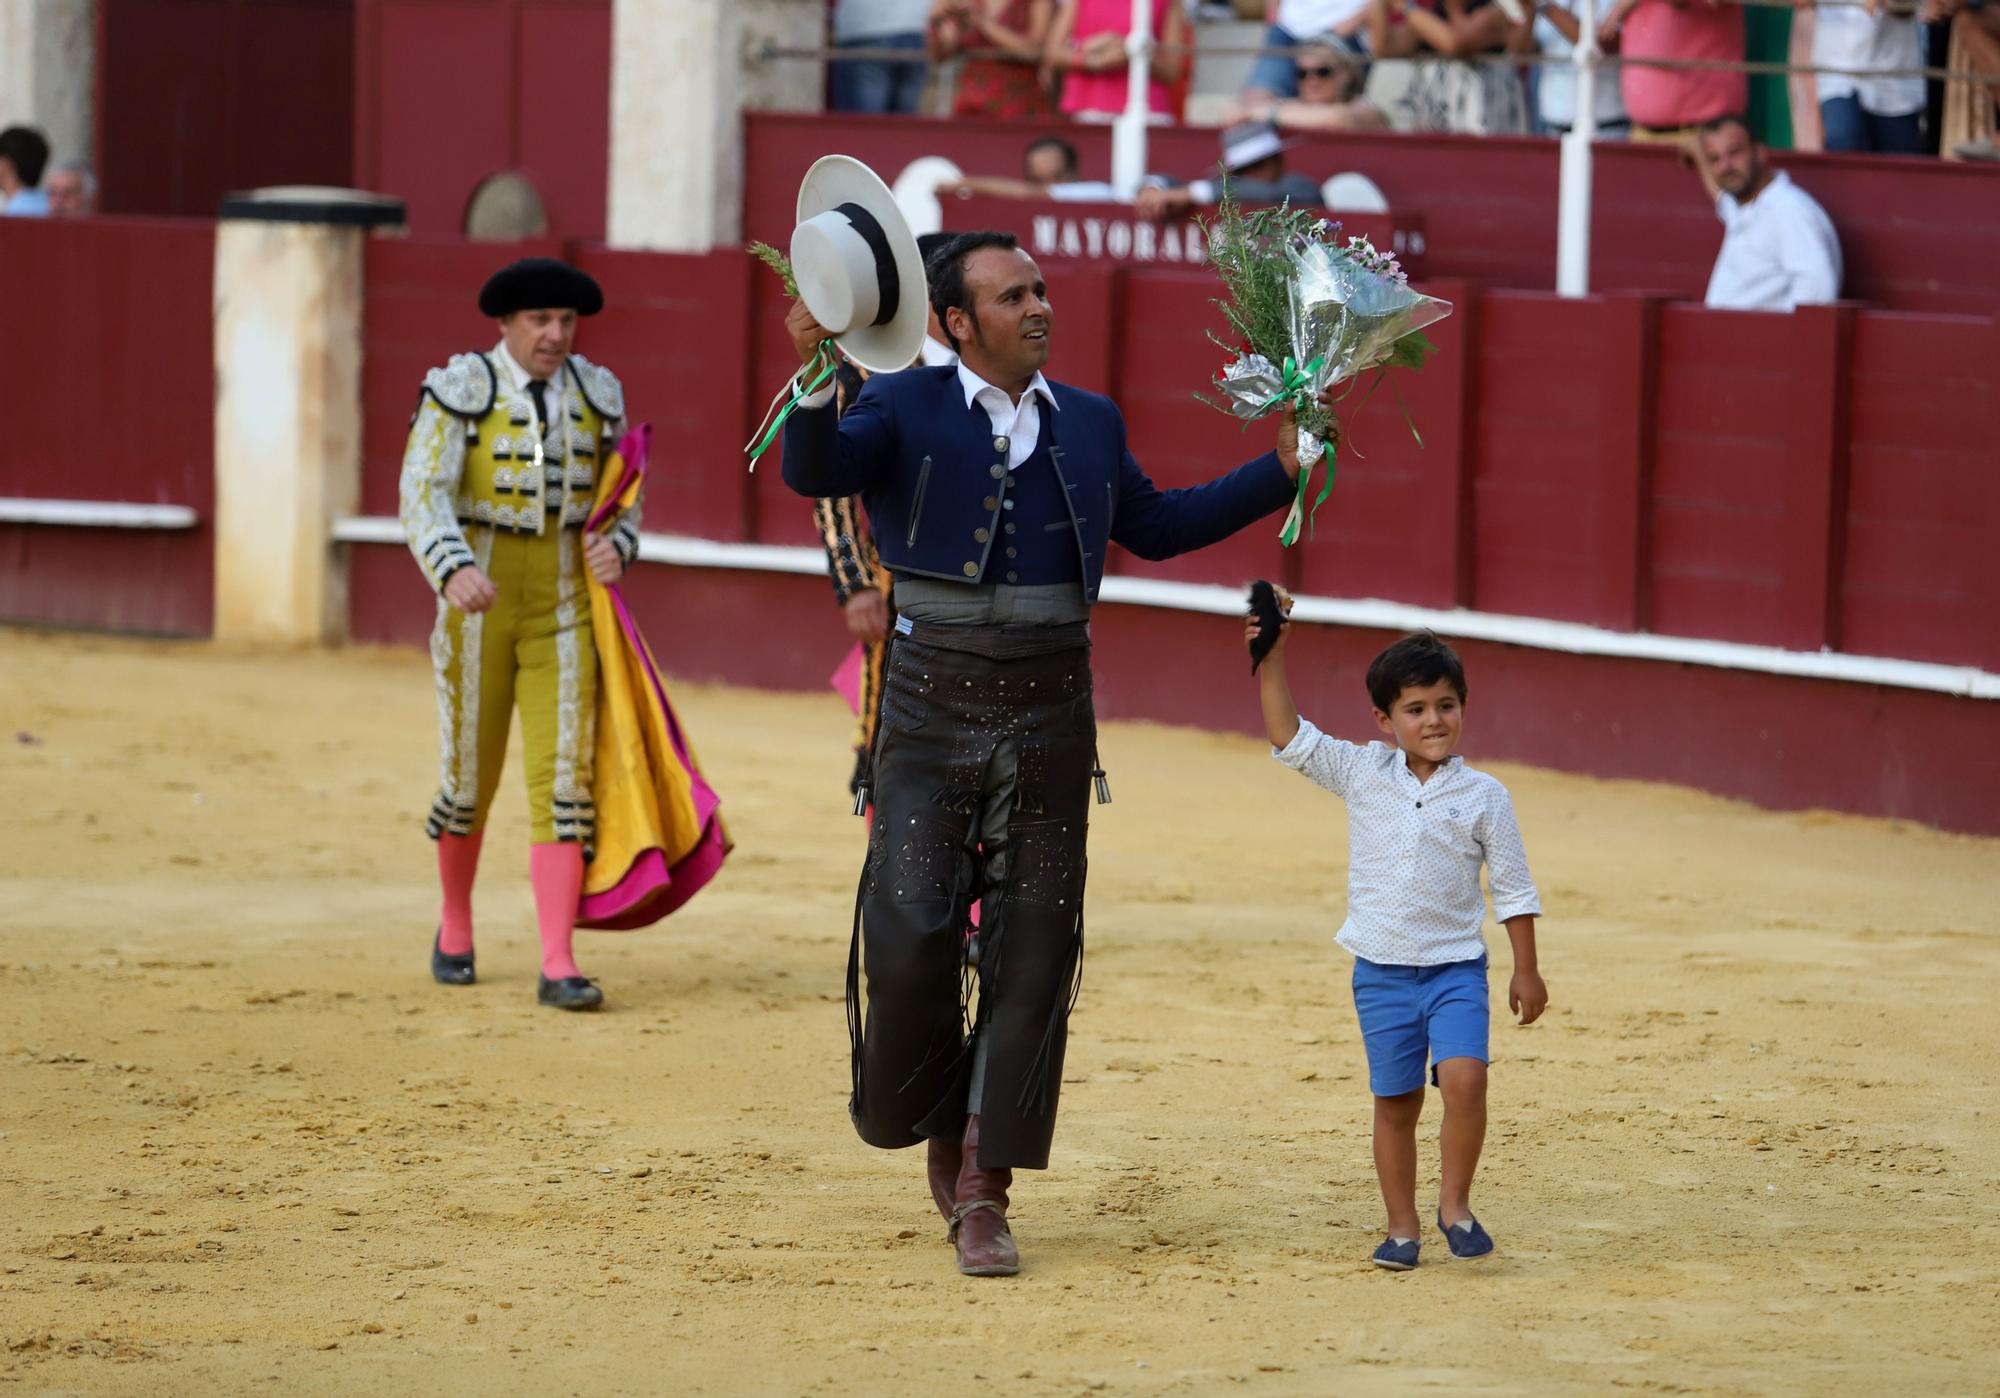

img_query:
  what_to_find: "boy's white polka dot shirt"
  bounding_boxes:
[1274,718,1541,966]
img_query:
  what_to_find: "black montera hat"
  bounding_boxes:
[478,257,604,318]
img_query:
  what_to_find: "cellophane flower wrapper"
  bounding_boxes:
[1202,201,1452,545]
[1286,238,1452,398]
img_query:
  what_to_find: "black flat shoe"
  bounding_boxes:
[537,975,603,1010]
[431,930,476,986]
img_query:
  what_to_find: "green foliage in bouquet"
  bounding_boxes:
[1196,181,1453,546]
[748,241,798,298]
[1197,188,1340,446]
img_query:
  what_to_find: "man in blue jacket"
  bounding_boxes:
[781,231,1312,1278]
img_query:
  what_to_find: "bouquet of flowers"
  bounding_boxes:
[1200,192,1452,545]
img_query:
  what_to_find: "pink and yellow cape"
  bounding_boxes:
[577,424,731,929]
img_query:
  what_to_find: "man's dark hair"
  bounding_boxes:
[1365,631,1467,714]
[1023,135,1078,180]
[1698,113,1754,142]
[926,230,1020,352]
[0,126,50,188]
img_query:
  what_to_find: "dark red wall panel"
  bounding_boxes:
[568,248,755,541]
[98,0,353,219]
[1469,293,1645,626]
[0,218,216,635]
[355,0,610,238]
[1647,304,1797,646]
[1841,313,2000,671]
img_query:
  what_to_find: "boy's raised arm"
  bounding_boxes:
[1246,612,1302,750]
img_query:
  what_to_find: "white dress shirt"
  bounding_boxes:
[955,361,1058,471]
[1812,6,1924,117]
[1535,0,1630,131]
[492,340,565,433]
[1274,718,1541,966]
[1704,171,1842,313]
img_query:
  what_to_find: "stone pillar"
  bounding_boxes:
[608,0,824,252]
[212,190,405,645]
[0,0,96,171]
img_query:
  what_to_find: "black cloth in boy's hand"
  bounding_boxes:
[1247,580,1291,674]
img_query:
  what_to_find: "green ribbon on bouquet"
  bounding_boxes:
[1252,353,1325,420]
[744,340,837,470]
[1258,354,1330,549]
[1277,440,1337,549]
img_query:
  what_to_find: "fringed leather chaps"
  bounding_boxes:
[846,624,1092,1172]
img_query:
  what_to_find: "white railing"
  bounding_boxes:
[328,515,1999,701]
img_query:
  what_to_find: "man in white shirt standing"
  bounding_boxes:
[1695,114,1843,312]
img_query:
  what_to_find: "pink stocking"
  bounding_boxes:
[436,831,484,956]
[529,842,586,981]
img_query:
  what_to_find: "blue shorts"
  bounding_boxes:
[1351,953,1490,1097]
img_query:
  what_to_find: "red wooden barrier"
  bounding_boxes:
[353,0,611,241]
[1468,292,1655,627]
[0,217,216,635]
[1648,303,1802,645]
[98,0,354,219]
[568,248,755,541]
[1842,312,2000,672]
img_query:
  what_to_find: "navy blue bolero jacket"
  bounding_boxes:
[779,365,1294,604]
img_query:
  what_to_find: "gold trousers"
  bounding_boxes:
[425,526,597,846]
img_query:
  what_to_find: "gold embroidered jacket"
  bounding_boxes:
[400,351,638,591]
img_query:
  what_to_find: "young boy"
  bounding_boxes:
[1249,613,1546,1270]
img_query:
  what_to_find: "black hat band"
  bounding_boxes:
[835,201,899,329]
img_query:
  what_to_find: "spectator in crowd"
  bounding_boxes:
[937,133,1124,198]
[1811,0,1927,152]
[1231,35,1390,128]
[1367,0,1531,133]
[1046,0,1192,121]
[832,0,934,114]
[45,159,96,218]
[1134,117,1324,217]
[930,0,1060,117]
[1929,0,2000,158]
[1243,0,1374,104]
[1598,0,1746,142]
[0,125,51,217]
[1533,0,1630,137]
[1695,113,1842,311]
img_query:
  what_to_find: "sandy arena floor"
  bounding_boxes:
[1,627,1996,1396]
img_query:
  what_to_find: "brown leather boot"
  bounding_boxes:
[925,1134,962,1224]
[950,1113,1019,1277]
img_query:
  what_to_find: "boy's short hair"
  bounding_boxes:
[1366,631,1467,713]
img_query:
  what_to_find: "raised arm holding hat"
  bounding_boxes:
[812,229,961,801]
[774,157,1317,1280]
[398,256,635,1011]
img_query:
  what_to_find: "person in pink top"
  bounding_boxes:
[1045,0,1191,121]
[1598,0,1746,142]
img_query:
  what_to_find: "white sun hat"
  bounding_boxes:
[791,154,929,374]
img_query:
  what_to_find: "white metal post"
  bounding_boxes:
[1554,0,1601,297]
[1110,0,1155,200]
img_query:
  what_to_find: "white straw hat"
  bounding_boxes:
[791,155,929,374]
